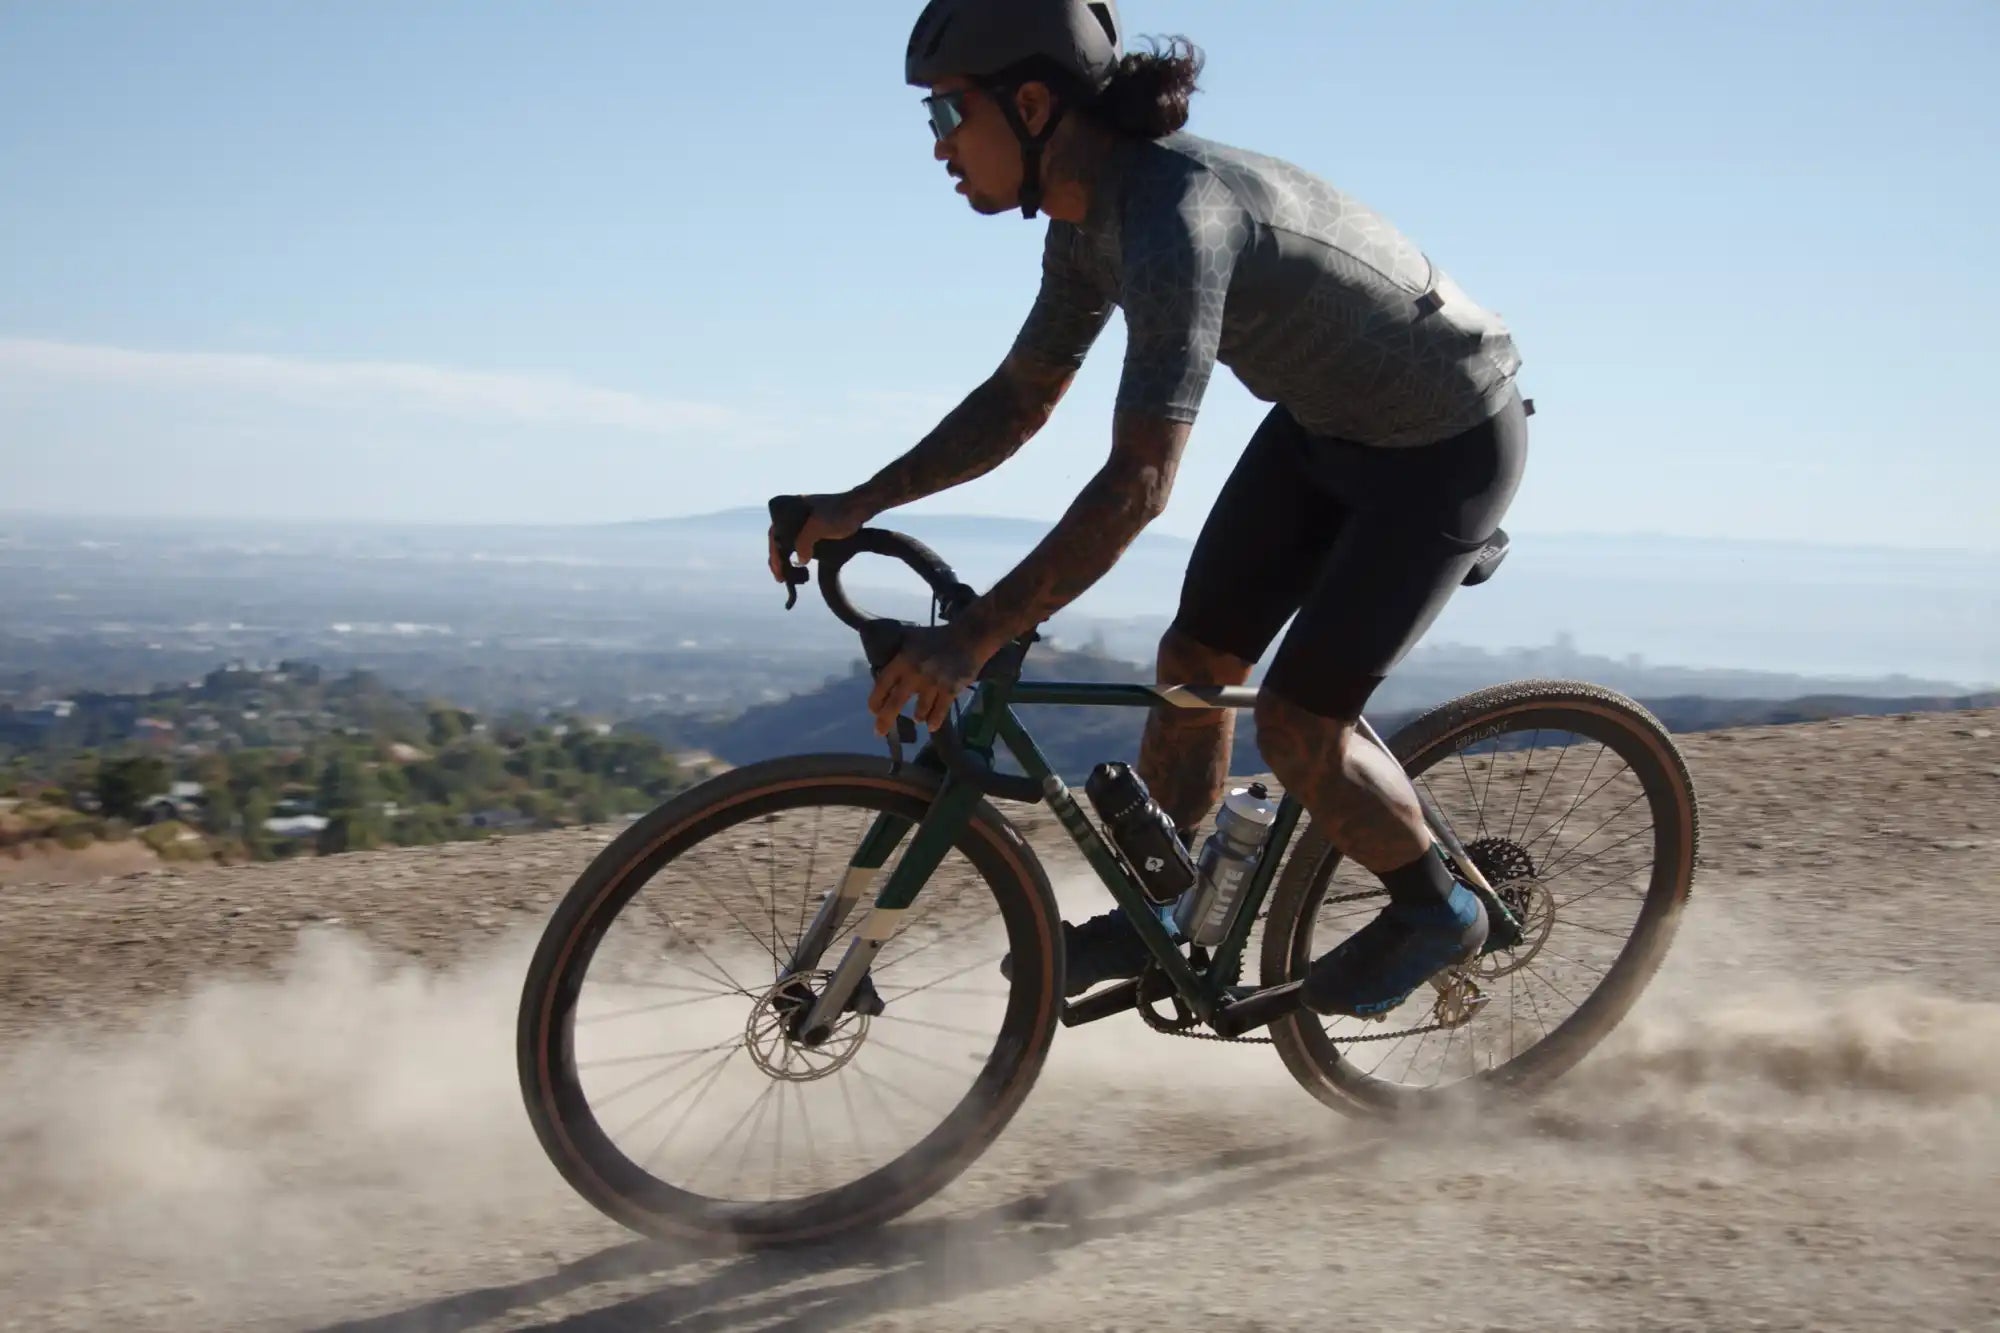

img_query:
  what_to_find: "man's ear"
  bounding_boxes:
[1014,81,1057,136]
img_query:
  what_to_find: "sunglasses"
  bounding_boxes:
[921,89,969,141]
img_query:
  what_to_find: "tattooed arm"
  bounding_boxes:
[852,354,1077,516]
[958,413,1189,648]
[770,353,1078,579]
[866,413,1191,733]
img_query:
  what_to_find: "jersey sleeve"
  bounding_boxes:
[1008,222,1115,372]
[1113,168,1243,424]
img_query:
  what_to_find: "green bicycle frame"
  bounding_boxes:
[790,674,1304,1036]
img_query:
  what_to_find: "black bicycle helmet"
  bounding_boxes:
[905,0,1124,219]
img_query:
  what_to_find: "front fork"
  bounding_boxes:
[782,753,988,1041]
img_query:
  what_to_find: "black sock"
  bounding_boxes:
[1378,843,1456,907]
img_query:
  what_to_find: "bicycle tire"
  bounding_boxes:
[1260,679,1700,1115]
[517,753,1063,1247]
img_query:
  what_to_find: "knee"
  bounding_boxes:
[1254,687,1355,785]
[1156,624,1254,687]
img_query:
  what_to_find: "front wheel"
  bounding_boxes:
[1261,679,1701,1116]
[517,754,1063,1247]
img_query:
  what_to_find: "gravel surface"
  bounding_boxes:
[1,706,1995,1331]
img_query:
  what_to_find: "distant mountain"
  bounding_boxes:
[623,642,2000,782]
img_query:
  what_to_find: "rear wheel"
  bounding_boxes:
[517,754,1062,1246]
[1261,680,1700,1115]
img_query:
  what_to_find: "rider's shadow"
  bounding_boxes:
[312,1132,1388,1333]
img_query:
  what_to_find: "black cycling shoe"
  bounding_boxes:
[1301,884,1488,1018]
[1001,905,1175,998]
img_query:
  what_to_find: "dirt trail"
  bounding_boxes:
[0,708,1995,1331]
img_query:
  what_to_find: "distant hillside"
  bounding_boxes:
[626,645,2000,781]
[0,660,697,866]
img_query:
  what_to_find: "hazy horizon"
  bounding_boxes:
[5,509,1993,690]
[5,504,1996,560]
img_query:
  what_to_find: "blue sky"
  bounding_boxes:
[3,0,1995,548]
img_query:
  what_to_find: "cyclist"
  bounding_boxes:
[769,0,1528,1019]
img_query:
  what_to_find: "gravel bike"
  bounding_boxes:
[517,497,1701,1247]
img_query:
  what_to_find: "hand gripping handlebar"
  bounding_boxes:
[768,496,1041,803]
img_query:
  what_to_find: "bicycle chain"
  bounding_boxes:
[1141,996,1467,1046]
[1135,887,1472,1047]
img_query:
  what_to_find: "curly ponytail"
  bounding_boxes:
[1087,36,1204,138]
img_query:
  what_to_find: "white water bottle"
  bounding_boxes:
[1172,783,1279,946]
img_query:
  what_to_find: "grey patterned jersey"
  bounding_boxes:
[1010,132,1523,447]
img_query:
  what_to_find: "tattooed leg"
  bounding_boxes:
[1253,689,1430,873]
[1137,626,1252,837]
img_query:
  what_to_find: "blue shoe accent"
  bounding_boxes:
[1301,883,1488,1018]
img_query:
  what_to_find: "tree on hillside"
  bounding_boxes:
[315,750,384,854]
[240,792,273,859]
[95,755,168,821]
[202,783,239,836]
[317,809,383,855]
[426,706,476,748]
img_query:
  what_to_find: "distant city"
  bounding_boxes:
[3,509,1994,731]
[2,508,1993,878]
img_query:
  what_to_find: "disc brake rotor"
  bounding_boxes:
[746,971,869,1082]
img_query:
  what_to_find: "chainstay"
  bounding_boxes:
[1145,887,1466,1046]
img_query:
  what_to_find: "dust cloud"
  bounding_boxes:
[0,892,1994,1330]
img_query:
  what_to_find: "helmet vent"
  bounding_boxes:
[1086,3,1117,46]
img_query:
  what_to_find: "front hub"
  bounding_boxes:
[748,972,870,1081]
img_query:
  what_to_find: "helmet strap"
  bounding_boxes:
[986,83,1068,220]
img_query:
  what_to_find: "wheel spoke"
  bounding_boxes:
[878,1012,999,1042]
[625,1044,740,1150]
[728,838,781,971]
[795,804,824,960]
[1502,728,1541,840]
[878,951,1006,1004]
[577,991,751,1026]
[1457,750,1489,839]
[580,1037,744,1073]
[1519,743,1609,857]
[1418,772,1469,850]
[1532,944,1609,977]
[1512,738,1574,854]
[1527,777,1643,875]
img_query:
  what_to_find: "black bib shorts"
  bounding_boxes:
[1170,386,1529,721]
